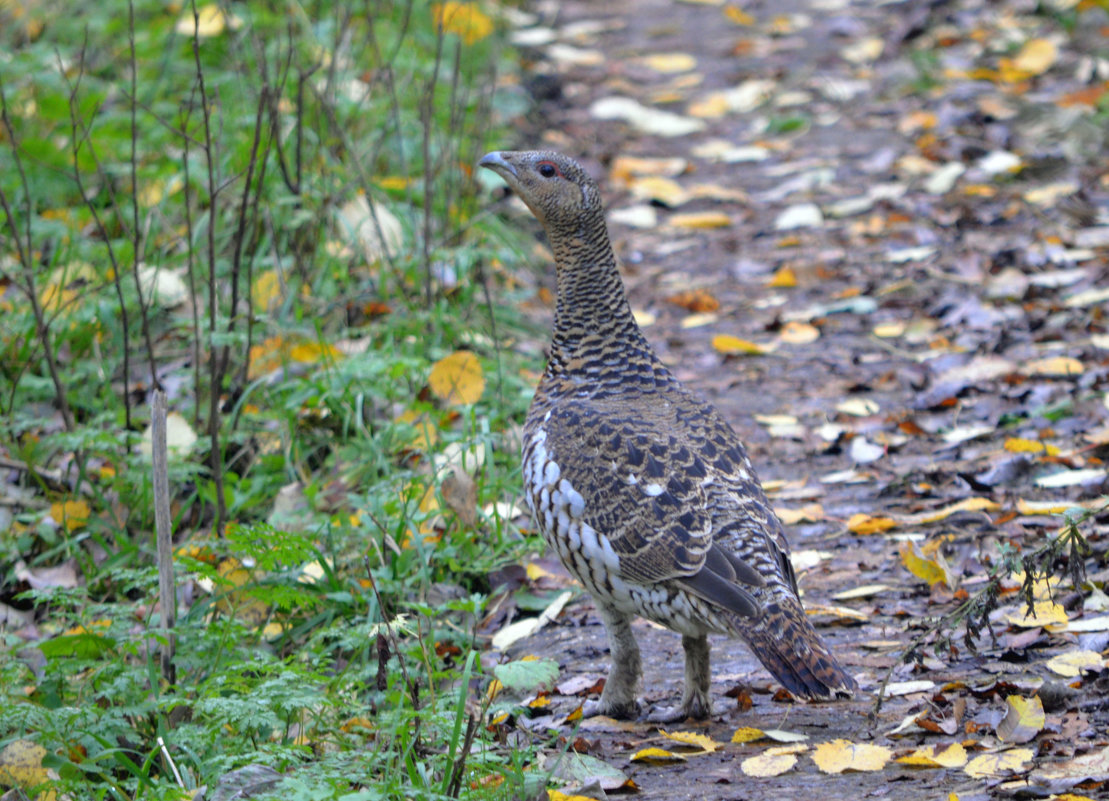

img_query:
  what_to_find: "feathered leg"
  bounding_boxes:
[584,605,641,719]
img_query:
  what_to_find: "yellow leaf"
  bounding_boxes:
[964,748,1033,779]
[896,742,968,768]
[767,265,798,287]
[394,409,439,451]
[548,791,604,801]
[712,334,765,355]
[659,729,721,753]
[908,496,1000,524]
[609,156,688,183]
[731,726,765,744]
[775,503,824,525]
[1004,600,1068,629]
[1004,437,1059,455]
[629,175,690,206]
[997,695,1045,744]
[431,2,493,45]
[175,4,243,37]
[900,542,954,588]
[741,751,797,777]
[873,322,906,338]
[376,176,413,191]
[642,53,697,73]
[630,747,686,764]
[668,211,732,229]
[1023,356,1084,377]
[1045,649,1105,678]
[778,321,819,344]
[724,5,755,25]
[429,351,485,406]
[289,341,340,364]
[50,498,90,531]
[251,269,282,313]
[811,740,892,773]
[0,739,50,790]
[1013,38,1058,76]
[847,513,897,535]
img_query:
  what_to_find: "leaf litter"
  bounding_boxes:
[492,0,1109,798]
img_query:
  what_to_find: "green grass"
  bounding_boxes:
[0,1,553,798]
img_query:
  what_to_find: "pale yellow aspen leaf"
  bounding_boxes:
[964,748,1033,779]
[812,740,892,773]
[429,352,485,406]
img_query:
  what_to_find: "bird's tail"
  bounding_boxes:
[741,594,857,699]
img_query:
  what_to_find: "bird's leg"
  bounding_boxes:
[647,633,712,722]
[583,606,641,719]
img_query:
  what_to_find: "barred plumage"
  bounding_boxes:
[481,150,856,721]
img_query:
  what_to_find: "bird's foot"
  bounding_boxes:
[644,692,712,723]
[582,697,641,720]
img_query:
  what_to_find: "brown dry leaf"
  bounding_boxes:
[667,289,720,313]
[630,747,686,764]
[658,729,721,753]
[896,742,968,769]
[847,513,897,535]
[996,695,1045,744]
[1022,356,1084,377]
[900,542,954,588]
[964,748,1033,779]
[1045,649,1105,678]
[712,334,765,356]
[441,471,477,527]
[741,751,797,777]
[1004,600,1068,629]
[778,321,819,344]
[429,352,485,406]
[50,499,90,532]
[668,211,733,229]
[811,740,892,774]
[1058,82,1109,108]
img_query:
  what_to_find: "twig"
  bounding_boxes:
[152,391,177,689]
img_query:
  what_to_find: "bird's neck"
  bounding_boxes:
[544,213,655,377]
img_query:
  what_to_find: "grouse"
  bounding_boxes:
[480,150,857,721]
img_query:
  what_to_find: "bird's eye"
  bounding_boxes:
[537,161,559,178]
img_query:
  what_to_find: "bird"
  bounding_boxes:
[479,150,857,721]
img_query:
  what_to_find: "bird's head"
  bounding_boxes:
[478,150,602,230]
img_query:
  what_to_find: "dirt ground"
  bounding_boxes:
[491,0,1109,798]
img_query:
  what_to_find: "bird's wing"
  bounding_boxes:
[529,400,763,619]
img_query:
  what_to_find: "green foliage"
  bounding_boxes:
[0,1,549,799]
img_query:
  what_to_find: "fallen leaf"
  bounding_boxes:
[1011,37,1058,76]
[658,730,721,753]
[591,96,705,137]
[767,265,798,288]
[712,334,765,355]
[1005,437,1060,456]
[1022,356,1084,377]
[630,747,686,764]
[1004,600,1068,629]
[432,2,494,44]
[900,542,954,588]
[667,289,720,313]
[836,398,880,417]
[741,751,797,777]
[885,680,936,696]
[896,742,968,769]
[778,321,819,343]
[640,53,698,73]
[1045,650,1105,678]
[668,211,733,229]
[847,514,897,535]
[904,497,999,525]
[964,748,1033,779]
[1028,744,1109,786]
[1034,469,1107,489]
[0,739,51,792]
[49,499,90,532]
[429,351,485,406]
[812,740,892,774]
[731,726,765,744]
[996,695,1045,744]
[832,584,890,600]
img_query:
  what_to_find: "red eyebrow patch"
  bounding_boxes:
[536,160,564,178]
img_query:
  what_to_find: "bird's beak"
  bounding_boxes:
[478,151,517,179]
